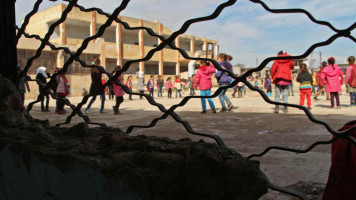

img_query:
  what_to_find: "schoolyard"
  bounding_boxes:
[26,87,355,199]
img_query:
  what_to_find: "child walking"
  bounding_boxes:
[126,75,133,100]
[321,57,344,109]
[166,77,173,98]
[147,75,155,98]
[296,63,313,110]
[157,75,164,97]
[112,66,125,115]
[194,60,216,113]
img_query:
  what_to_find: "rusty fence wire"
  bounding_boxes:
[15,0,356,199]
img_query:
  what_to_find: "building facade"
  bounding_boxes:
[17,3,219,76]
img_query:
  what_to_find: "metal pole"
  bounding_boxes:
[0,0,17,84]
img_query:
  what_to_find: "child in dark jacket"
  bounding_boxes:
[296,63,313,109]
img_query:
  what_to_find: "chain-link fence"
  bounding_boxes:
[15,0,356,199]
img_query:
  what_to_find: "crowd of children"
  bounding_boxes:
[17,52,355,116]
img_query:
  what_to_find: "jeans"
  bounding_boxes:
[288,82,294,96]
[86,93,105,112]
[218,85,231,109]
[190,88,195,96]
[158,85,163,97]
[128,88,133,100]
[275,84,289,104]
[176,89,182,98]
[200,90,215,111]
[149,88,154,97]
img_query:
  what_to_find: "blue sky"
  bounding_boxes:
[16,0,356,68]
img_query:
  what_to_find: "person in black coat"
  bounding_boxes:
[85,58,106,113]
[36,66,50,112]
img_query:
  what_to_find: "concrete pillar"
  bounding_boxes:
[158,23,163,75]
[0,0,17,84]
[90,11,96,42]
[100,43,106,69]
[204,39,208,51]
[57,50,64,68]
[175,35,180,75]
[139,19,144,72]
[215,44,220,59]
[116,19,123,66]
[60,4,67,44]
[190,38,195,57]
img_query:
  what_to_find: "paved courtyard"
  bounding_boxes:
[26,88,355,199]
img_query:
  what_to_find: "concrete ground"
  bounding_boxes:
[25,87,355,199]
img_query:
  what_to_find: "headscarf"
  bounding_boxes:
[36,66,48,78]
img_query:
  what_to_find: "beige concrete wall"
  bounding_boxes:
[163,49,177,62]
[24,5,63,38]
[144,46,160,61]
[122,44,141,60]
[105,42,118,58]
[67,6,91,22]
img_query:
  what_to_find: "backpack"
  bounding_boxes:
[350,65,356,87]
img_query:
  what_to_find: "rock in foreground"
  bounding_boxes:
[0,75,268,200]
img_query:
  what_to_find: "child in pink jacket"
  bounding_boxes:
[194,60,216,113]
[166,77,173,98]
[321,57,344,109]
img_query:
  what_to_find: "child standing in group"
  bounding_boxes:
[254,80,259,89]
[147,75,155,98]
[166,77,173,98]
[322,57,344,109]
[237,81,245,98]
[126,75,133,100]
[157,75,164,97]
[136,71,145,99]
[194,60,216,113]
[174,75,183,98]
[345,56,356,106]
[296,63,313,110]
[264,74,272,97]
[188,75,196,96]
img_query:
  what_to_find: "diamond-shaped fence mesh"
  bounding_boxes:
[14,0,356,199]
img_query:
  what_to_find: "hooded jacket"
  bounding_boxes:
[215,61,233,85]
[195,64,216,90]
[321,64,344,93]
[271,55,294,84]
[113,74,125,97]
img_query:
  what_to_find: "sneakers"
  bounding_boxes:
[212,108,216,113]
[220,108,227,112]
[313,96,318,100]
[227,104,233,111]
[201,111,207,114]
[308,107,312,110]
[283,106,288,113]
[274,105,279,113]
[337,106,341,109]
[85,109,90,114]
